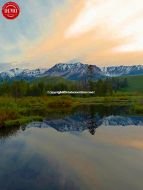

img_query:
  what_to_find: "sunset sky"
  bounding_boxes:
[1,0,143,70]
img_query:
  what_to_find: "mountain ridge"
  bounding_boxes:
[0,62,143,81]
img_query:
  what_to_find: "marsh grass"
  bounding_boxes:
[0,95,142,127]
[131,105,143,114]
[0,96,74,127]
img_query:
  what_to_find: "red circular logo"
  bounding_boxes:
[2,2,20,20]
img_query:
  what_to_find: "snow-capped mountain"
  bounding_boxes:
[102,65,143,76]
[0,68,24,78]
[44,62,103,80]
[0,68,47,81]
[0,63,143,81]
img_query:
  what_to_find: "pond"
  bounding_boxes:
[0,105,143,190]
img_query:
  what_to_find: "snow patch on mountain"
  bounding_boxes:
[0,63,143,81]
[44,62,103,80]
[0,68,47,80]
[101,65,143,77]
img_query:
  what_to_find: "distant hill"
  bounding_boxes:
[119,75,143,93]
[36,75,143,93]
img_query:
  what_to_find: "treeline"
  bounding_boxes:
[0,77,128,97]
[90,77,128,96]
[0,80,76,97]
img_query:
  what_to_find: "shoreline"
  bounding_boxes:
[0,95,142,127]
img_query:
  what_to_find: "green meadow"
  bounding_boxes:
[119,75,143,93]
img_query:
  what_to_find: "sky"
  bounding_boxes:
[1,0,143,70]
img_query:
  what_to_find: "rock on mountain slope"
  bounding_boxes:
[0,63,143,81]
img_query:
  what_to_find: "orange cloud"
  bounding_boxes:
[19,0,143,68]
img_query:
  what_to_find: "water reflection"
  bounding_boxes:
[0,105,143,190]
[32,105,143,135]
[0,105,143,140]
[0,126,20,143]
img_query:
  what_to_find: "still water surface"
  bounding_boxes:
[0,105,143,190]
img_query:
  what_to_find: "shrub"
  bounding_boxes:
[48,99,72,108]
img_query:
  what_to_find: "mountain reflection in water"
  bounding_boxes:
[27,104,143,135]
[1,105,143,139]
[0,105,143,190]
[27,115,143,135]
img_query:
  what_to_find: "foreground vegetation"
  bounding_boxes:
[0,96,73,127]
[0,72,142,127]
[0,94,142,127]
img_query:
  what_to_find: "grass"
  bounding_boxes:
[73,95,137,105]
[0,96,74,127]
[130,104,143,114]
[119,75,143,93]
[0,95,143,127]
